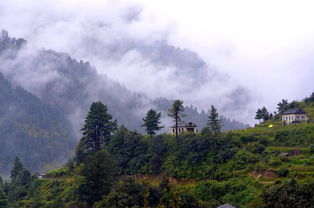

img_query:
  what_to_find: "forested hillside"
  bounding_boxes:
[0,73,75,174]
[0,30,248,134]
[0,30,248,174]
[1,95,314,208]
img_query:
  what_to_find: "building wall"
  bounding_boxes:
[171,127,197,134]
[282,114,309,124]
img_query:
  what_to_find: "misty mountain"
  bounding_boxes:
[0,30,248,173]
[0,30,248,132]
[0,73,75,174]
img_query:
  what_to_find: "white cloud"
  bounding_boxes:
[1,0,313,125]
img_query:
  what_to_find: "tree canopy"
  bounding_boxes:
[207,105,222,136]
[277,99,289,114]
[142,109,164,136]
[79,101,117,155]
[255,106,270,123]
[168,100,186,138]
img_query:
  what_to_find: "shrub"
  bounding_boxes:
[277,167,289,177]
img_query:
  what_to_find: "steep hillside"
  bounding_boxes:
[0,30,248,134]
[0,30,249,176]
[1,101,314,208]
[0,73,75,174]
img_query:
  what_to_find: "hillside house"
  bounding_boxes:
[281,109,309,124]
[171,120,197,134]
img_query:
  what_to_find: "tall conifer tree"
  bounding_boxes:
[78,101,117,158]
[142,109,164,136]
[207,105,222,136]
[168,100,185,139]
[255,108,262,123]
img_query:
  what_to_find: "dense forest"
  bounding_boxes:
[1,92,314,208]
[0,30,248,174]
[0,73,75,173]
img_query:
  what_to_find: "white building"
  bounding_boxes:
[282,109,309,124]
[170,120,197,134]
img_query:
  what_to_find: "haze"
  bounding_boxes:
[1,0,313,125]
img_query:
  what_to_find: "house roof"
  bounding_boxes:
[217,204,236,208]
[171,120,197,128]
[282,109,307,115]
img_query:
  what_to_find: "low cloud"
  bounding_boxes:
[4,0,305,125]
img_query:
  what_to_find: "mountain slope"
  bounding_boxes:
[0,73,75,174]
[0,30,248,174]
[0,30,249,134]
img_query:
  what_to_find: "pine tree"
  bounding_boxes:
[142,109,164,136]
[277,99,289,114]
[8,158,33,204]
[168,100,186,139]
[78,149,118,206]
[207,105,222,136]
[261,106,270,122]
[0,176,7,208]
[0,189,7,208]
[79,102,117,158]
[10,157,24,180]
[255,108,262,123]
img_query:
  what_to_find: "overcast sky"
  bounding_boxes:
[1,0,314,125]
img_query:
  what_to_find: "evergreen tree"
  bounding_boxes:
[207,105,222,136]
[0,177,7,208]
[79,101,117,156]
[8,158,33,205]
[261,106,270,122]
[168,100,186,139]
[304,92,314,103]
[77,149,118,206]
[10,157,24,180]
[255,108,262,122]
[277,99,289,114]
[255,107,270,123]
[0,189,7,208]
[142,109,164,136]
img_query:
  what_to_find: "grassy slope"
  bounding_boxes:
[29,101,314,208]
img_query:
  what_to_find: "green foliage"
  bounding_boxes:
[107,127,149,175]
[277,99,289,114]
[10,158,24,180]
[142,109,164,136]
[255,108,262,122]
[168,100,186,138]
[255,107,270,122]
[77,149,118,206]
[79,101,117,157]
[94,178,146,208]
[45,167,70,178]
[207,105,222,136]
[0,73,75,174]
[260,178,314,208]
[200,126,212,135]
[309,144,314,154]
[2,93,314,208]
[304,92,314,103]
[194,177,258,207]
[277,167,289,177]
[0,188,7,208]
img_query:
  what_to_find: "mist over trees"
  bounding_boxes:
[0,72,75,174]
[0,30,249,175]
